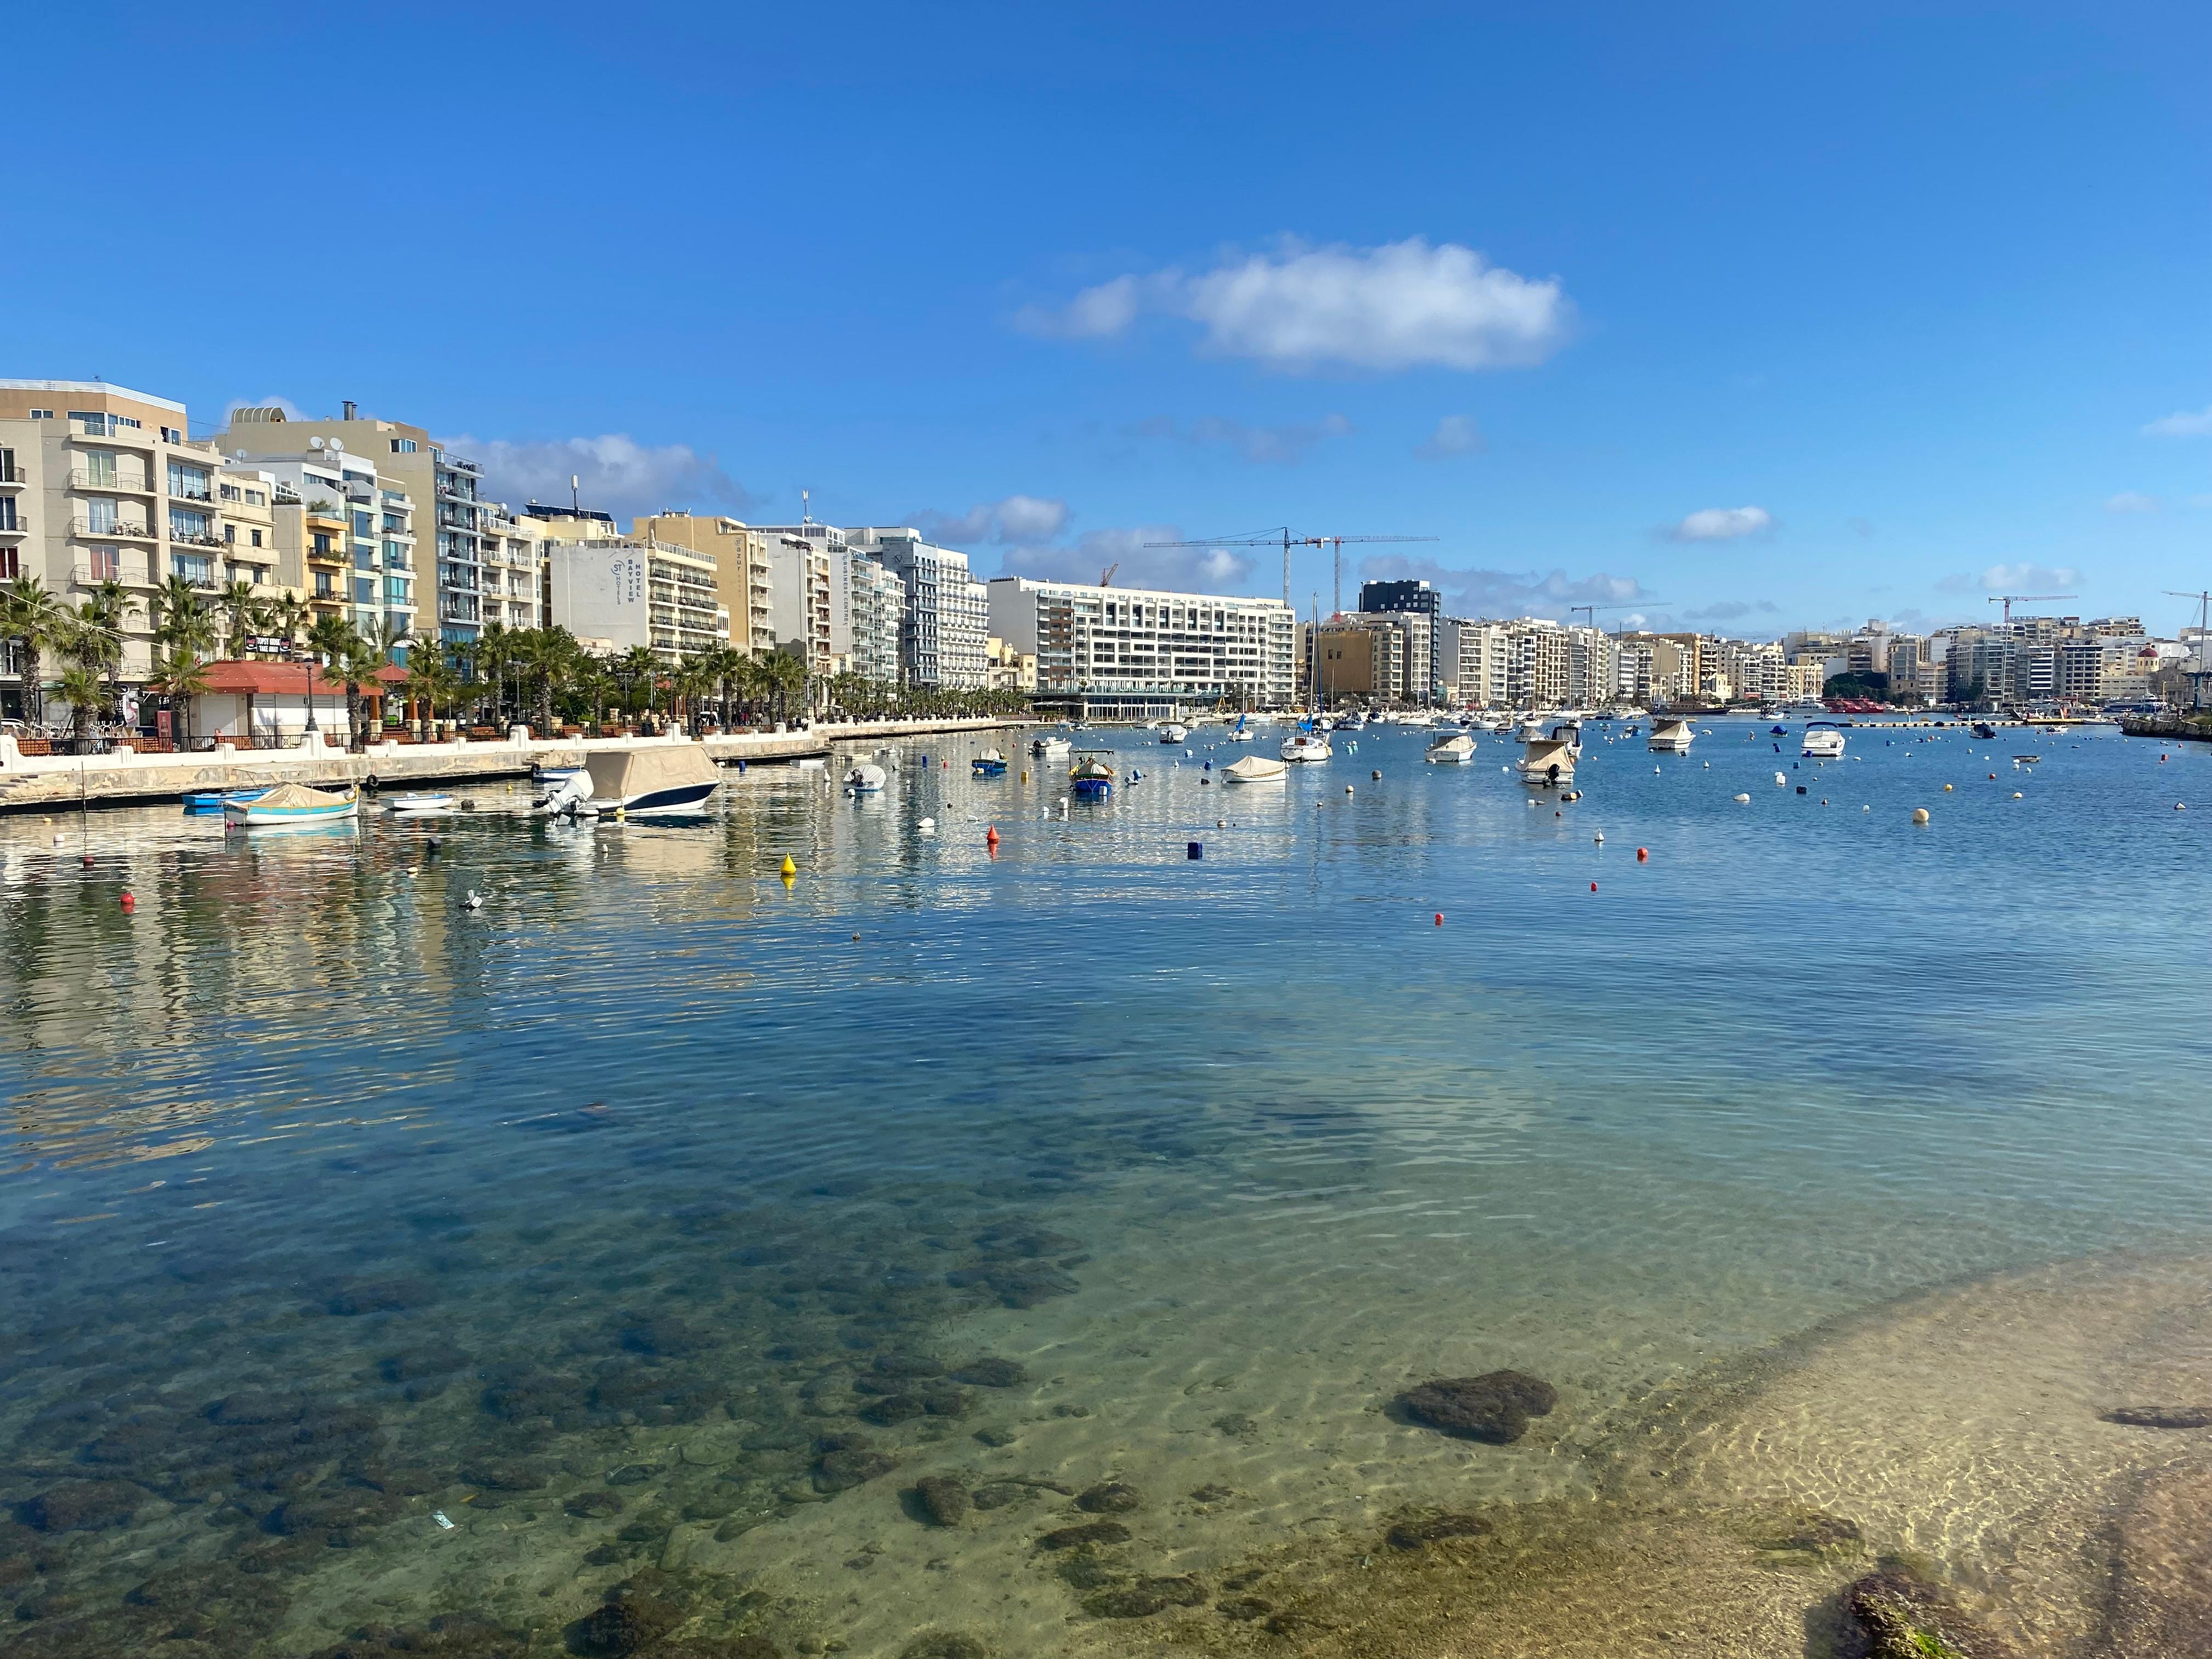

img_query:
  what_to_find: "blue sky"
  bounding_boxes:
[14,2,2210,635]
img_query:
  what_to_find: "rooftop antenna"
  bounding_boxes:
[571,473,580,517]
[802,489,812,528]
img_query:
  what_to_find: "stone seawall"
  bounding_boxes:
[0,719,1018,814]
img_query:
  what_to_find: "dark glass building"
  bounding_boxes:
[1359,578,1443,702]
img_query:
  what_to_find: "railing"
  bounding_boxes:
[170,485,214,503]
[171,532,225,548]
[0,460,20,484]
[273,487,302,504]
[69,563,136,586]
[70,517,155,539]
[69,469,153,491]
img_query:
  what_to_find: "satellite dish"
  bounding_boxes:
[309,436,325,449]
[329,438,345,453]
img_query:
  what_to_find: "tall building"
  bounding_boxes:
[543,521,724,663]
[758,531,835,680]
[203,444,418,642]
[1358,578,1444,702]
[1311,617,1403,704]
[633,512,775,654]
[218,405,491,650]
[850,528,989,689]
[847,550,906,684]
[0,379,289,699]
[1452,620,1510,706]
[988,575,1295,717]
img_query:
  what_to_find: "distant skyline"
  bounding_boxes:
[11,2,2209,636]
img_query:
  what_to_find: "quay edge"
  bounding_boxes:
[0,719,1020,816]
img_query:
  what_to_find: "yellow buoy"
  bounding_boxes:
[2013,791,2023,799]
[1943,783,1953,791]
[780,855,797,878]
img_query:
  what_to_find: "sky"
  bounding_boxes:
[11,1,2210,636]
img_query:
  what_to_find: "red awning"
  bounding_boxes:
[184,661,409,697]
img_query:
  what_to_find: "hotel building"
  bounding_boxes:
[988,575,1296,717]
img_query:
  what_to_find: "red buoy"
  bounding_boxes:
[1590,882,1598,893]
[120,890,136,912]
[1635,847,1649,862]
[81,854,94,868]
[1433,912,1443,926]
[985,825,1000,847]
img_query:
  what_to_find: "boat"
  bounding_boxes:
[1069,751,1115,797]
[224,781,359,828]
[183,786,271,815]
[1425,732,1477,764]
[1223,754,1288,783]
[1647,717,1696,754]
[971,748,1008,776]
[1517,728,1577,788]
[1802,721,1847,760]
[1280,731,1333,763]
[1342,711,1369,731]
[531,763,583,789]
[1160,723,1189,744]
[1030,732,1070,757]
[843,763,887,794]
[1972,721,1997,740]
[1224,713,1255,743]
[383,792,456,816]
[1515,713,1548,742]
[541,746,723,815]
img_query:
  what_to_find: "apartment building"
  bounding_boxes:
[1358,578,1445,701]
[219,405,488,648]
[848,550,906,684]
[1311,618,1401,704]
[206,445,417,642]
[988,575,1296,715]
[545,528,724,663]
[985,636,1037,692]
[1452,619,1510,706]
[0,379,301,693]
[849,527,990,689]
[476,504,544,633]
[633,512,775,653]
[755,531,834,680]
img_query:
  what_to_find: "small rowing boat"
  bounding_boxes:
[183,786,270,815]
[224,782,359,828]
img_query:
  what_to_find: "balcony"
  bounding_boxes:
[69,469,155,494]
[437,452,481,476]
[439,599,481,624]
[307,545,346,566]
[171,531,225,549]
[71,517,156,541]
[170,483,215,503]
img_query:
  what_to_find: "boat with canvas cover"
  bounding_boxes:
[1223,754,1286,783]
[1425,732,1477,764]
[540,745,721,815]
[1647,717,1695,754]
[224,782,359,827]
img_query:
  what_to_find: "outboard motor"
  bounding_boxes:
[539,770,594,817]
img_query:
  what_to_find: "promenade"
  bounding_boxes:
[0,718,1019,814]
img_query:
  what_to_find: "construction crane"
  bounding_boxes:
[1141,527,1436,611]
[1988,593,2076,624]
[2166,589,2212,704]
[1098,562,1119,588]
[1569,601,1663,635]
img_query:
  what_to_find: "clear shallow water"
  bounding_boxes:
[2,718,2209,1657]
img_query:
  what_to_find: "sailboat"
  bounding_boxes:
[1225,713,1255,743]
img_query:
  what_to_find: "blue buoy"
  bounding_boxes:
[1187,841,1203,860]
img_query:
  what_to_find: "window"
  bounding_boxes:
[90,548,120,581]
[352,511,373,537]
[354,543,377,569]
[83,449,117,487]
[171,553,213,585]
[354,577,375,605]
[160,426,182,444]
[169,508,211,541]
[386,576,410,606]
[219,483,241,503]
[312,532,335,557]
[390,438,416,454]
[29,409,53,420]
[224,523,236,544]
[86,497,119,534]
[382,513,405,534]
[167,461,211,498]
[315,572,334,597]
[251,529,264,549]
[246,488,266,507]
[0,548,15,578]
[384,540,407,568]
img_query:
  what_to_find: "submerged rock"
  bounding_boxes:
[970,1483,1030,1511]
[949,1357,1026,1389]
[619,1314,709,1357]
[815,1442,898,1493]
[913,1476,971,1527]
[23,1479,142,1532]
[872,1353,949,1380]
[1758,1510,1864,1557]
[1386,1513,1493,1550]
[1076,1481,1142,1514]
[860,1393,926,1426]
[1844,1566,2013,1659]
[328,1278,435,1316]
[1087,1575,1208,1618]
[565,1490,626,1519]
[1189,1485,1234,1505]
[1394,1370,1558,1443]
[1217,1595,1273,1621]
[1037,1520,1131,1550]
[2104,1406,2212,1430]
[900,1635,990,1659]
[572,1595,684,1657]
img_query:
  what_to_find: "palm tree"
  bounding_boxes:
[151,645,212,751]
[78,580,137,710]
[55,664,104,752]
[304,613,358,742]
[1,575,67,727]
[151,573,204,648]
[520,627,579,736]
[274,593,309,653]
[340,633,387,751]
[217,580,258,658]
[405,645,458,742]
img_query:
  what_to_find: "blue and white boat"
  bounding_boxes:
[224,782,359,828]
[1069,751,1114,797]
[183,786,271,816]
[971,748,1008,777]
[1225,713,1255,743]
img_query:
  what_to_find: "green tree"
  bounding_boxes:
[217,580,259,658]
[1,575,67,726]
[404,645,459,742]
[305,614,360,743]
[152,644,213,751]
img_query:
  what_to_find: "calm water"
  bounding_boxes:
[2,718,2208,1658]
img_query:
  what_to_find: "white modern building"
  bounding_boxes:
[850,527,989,689]
[988,574,1296,715]
[847,548,906,684]
[211,446,418,645]
[546,533,724,663]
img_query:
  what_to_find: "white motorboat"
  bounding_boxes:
[540,746,722,816]
[1802,721,1848,760]
[1224,713,1255,743]
[1517,728,1577,787]
[1425,732,1477,764]
[383,792,456,816]
[1161,723,1189,744]
[1280,731,1333,763]
[843,763,887,794]
[1515,713,1548,742]
[1647,717,1695,754]
[1031,732,1071,757]
[1400,712,1436,729]
[1223,754,1288,783]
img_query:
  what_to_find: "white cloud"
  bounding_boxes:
[1127,413,1353,465]
[1359,554,1652,620]
[2104,490,2158,514]
[1416,414,1487,460]
[1000,525,1255,594]
[1020,237,1572,374]
[912,494,1072,546]
[2142,406,2212,437]
[1934,563,2083,595]
[450,433,756,521]
[1685,599,1780,621]
[1664,505,1775,543]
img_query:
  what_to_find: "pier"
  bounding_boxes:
[0,718,1019,814]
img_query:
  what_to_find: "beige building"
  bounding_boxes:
[541,518,724,663]
[984,635,1036,692]
[633,512,775,654]
[1312,622,1392,703]
[0,379,267,695]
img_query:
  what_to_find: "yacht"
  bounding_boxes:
[1425,732,1477,764]
[1801,721,1848,760]
[1515,713,1548,742]
[1160,723,1189,744]
[1647,717,1695,754]
[1030,731,1070,757]
[1224,713,1255,743]
[1280,731,1333,763]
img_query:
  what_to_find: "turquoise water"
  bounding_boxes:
[1,718,2208,1657]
